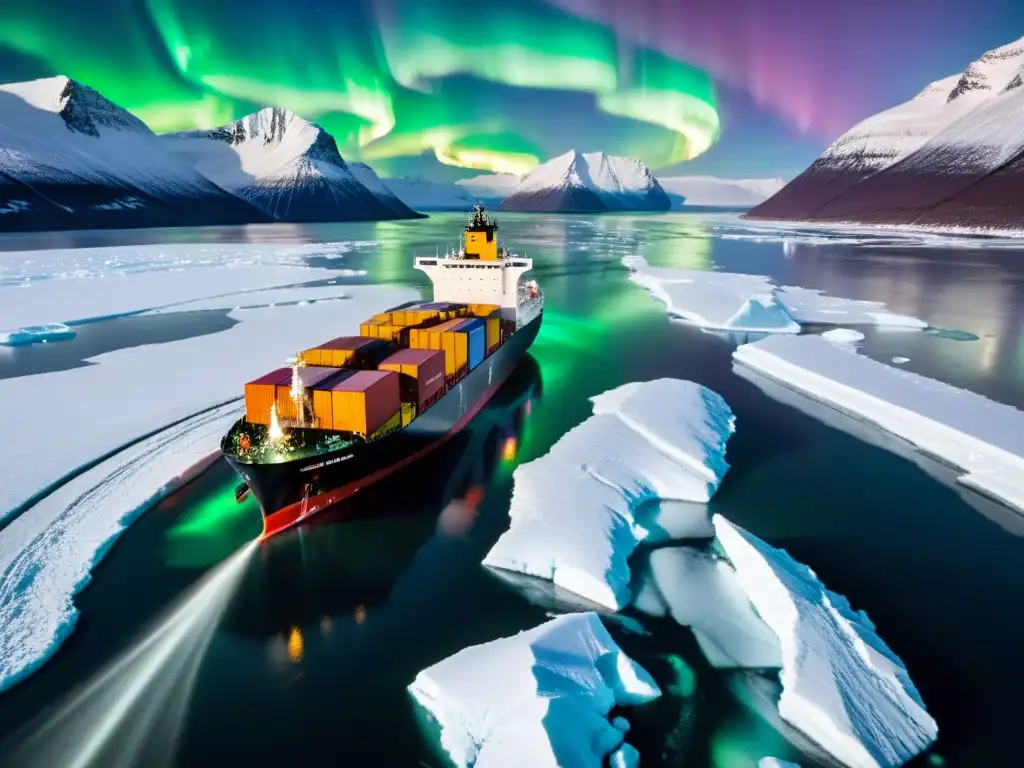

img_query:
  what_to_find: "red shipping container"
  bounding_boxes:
[378,348,446,408]
[327,369,400,435]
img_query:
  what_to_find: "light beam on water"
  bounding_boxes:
[7,540,257,768]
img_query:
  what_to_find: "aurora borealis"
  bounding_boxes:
[1,0,1023,177]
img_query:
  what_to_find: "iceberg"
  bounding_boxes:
[634,547,782,670]
[0,402,239,695]
[408,612,661,768]
[623,256,925,334]
[713,516,938,768]
[623,256,799,334]
[484,379,735,610]
[733,334,1024,514]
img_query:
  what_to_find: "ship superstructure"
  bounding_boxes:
[221,204,543,537]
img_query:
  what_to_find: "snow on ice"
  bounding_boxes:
[714,515,938,768]
[484,379,735,610]
[733,334,1024,513]
[623,256,925,334]
[622,256,799,334]
[408,612,660,768]
[0,283,417,522]
[0,240,372,330]
[820,328,865,349]
[634,547,782,670]
[0,402,239,695]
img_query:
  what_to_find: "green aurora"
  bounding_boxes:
[0,0,720,174]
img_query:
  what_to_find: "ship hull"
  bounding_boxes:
[225,312,542,537]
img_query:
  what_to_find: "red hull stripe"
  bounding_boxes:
[260,367,515,538]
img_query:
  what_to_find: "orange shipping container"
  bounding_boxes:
[273,366,345,423]
[316,370,400,435]
[467,303,501,318]
[378,348,446,407]
[408,319,470,376]
[244,368,292,425]
[299,337,389,368]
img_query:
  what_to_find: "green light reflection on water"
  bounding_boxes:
[163,475,262,569]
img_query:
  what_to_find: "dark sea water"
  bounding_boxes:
[1,213,1023,767]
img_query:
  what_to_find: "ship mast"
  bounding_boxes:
[287,353,307,426]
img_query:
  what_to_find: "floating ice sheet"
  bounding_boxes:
[714,515,938,768]
[0,403,239,695]
[484,379,735,610]
[408,612,660,768]
[733,334,1024,513]
[623,256,925,334]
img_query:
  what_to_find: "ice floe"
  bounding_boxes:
[0,240,371,330]
[714,515,938,768]
[820,328,865,349]
[0,322,76,346]
[408,612,660,768]
[623,256,925,334]
[634,547,782,669]
[733,334,1024,513]
[0,402,239,695]
[759,759,801,768]
[892,356,910,364]
[484,379,735,609]
[777,287,925,329]
[622,256,799,334]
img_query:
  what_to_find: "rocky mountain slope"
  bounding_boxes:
[0,76,267,232]
[748,37,1024,230]
[164,109,419,223]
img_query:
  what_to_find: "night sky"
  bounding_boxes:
[1,0,1022,179]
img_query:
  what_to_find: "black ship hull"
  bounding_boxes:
[225,312,542,537]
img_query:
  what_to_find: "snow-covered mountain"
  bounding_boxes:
[381,175,477,211]
[749,36,1024,229]
[500,151,671,212]
[455,173,522,204]
[0,76,266,231]
[164,109,419,222]
[657,176,786,209]
[348,162,425,218]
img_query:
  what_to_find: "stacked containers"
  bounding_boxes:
[389,307,441,327]
[359,318,407,344]
[453,318,486,370]
[274,366,344,422]
[310,370,400,435]
[462,303,501,352]
[244,367,291,425]
[299,337,390,368]
[378,348,446,409]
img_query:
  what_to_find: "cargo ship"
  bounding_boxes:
[222,204,543,537]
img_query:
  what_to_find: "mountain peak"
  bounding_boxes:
[0,75,147,137]
[946,37,1024,103]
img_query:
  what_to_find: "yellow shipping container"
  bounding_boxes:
[360,320,406,343]
[312,388,334,430]
[400,402,416,427]
[409,318,470,375]
[467,303,501,318]
[485,316,500,352]
[244,383,277,425]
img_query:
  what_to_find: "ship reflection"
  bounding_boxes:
[223,354,542,645]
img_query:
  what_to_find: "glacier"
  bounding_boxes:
[408,612,661,768]
[483,379,735,610]
[623,256,925,335]
[714,516,938,768]
[733,334,1024,514]
[658,176,786,209]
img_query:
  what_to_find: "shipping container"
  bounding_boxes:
[369,409,402,439]
[317,369,400,435]
[244,368,292,425]
[389,308,441,327]
[378,348,446,408]
[453,318,486,370]
[466,303,501,318]
[360,319,409,344]
[274,366,346,422]
[299,336,390,368]
[485,316,500,352]
[410,318,485,376]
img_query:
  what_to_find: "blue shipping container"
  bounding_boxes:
[455,318,486,370]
